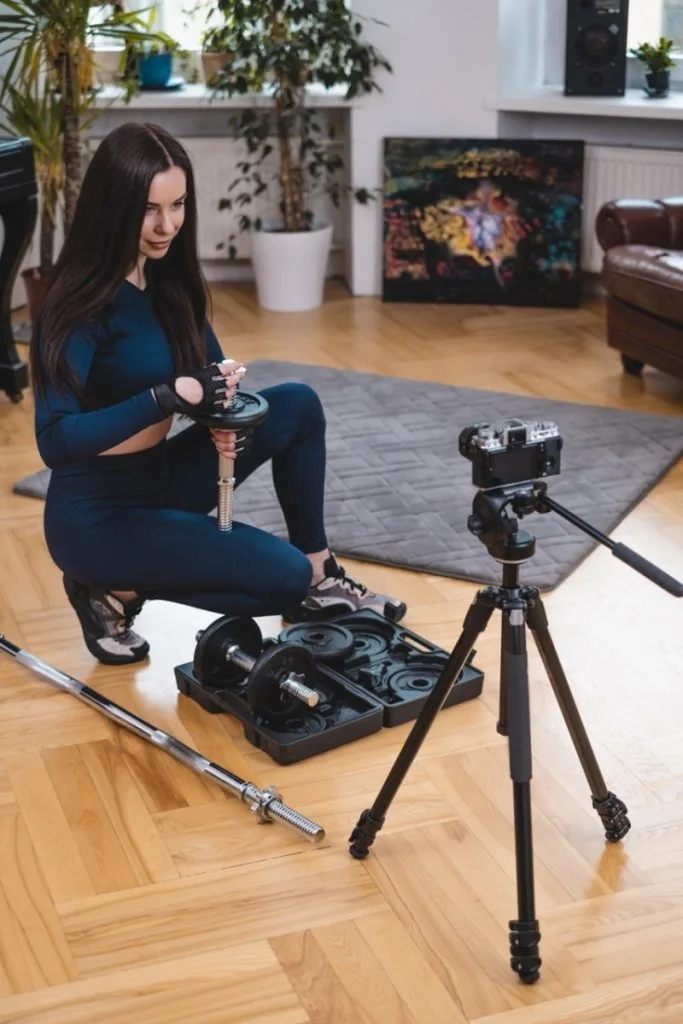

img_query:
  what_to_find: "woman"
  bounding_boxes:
[32,122,406,666]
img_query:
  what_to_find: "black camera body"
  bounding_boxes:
[459,419,563,490]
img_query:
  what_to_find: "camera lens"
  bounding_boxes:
[458,426,479,454]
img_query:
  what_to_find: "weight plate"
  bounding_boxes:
[246,643,317,718]
[278,622,354,664]
[385,656,448,698]
[193,615,262,688]
[189,389,270,431]
[344,629,388,660]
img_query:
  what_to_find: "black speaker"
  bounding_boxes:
[564,0,631,97]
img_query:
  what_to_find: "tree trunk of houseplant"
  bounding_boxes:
[249,82,333,312]
[60,52,83,233]
[20,165,59,323]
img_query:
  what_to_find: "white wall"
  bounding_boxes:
[499,0,548,94]
[347,0,501,296]
[544,0,568,86]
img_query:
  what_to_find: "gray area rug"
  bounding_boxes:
[14,361,683,590]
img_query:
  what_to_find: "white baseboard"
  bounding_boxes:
[201,248,347,284]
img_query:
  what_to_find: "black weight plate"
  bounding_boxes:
[189,390,270,430]
[385,657,448,697]
[347,630,388,660]
[193,615,262,688]
[246,643,317,718]
[278,622,354,664]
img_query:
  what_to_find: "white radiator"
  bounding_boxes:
[11,133,346,308]
[180,136,346,264]
[582,144,683,273]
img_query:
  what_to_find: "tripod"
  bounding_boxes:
[348,480,683,985]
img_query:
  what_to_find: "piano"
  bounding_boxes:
[0,136,38,403]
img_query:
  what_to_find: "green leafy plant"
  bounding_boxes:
[207,0,392,256]
[0,0,168,245]
[202,23,236,54]
[629,37,677,73]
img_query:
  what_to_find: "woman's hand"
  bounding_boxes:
[174,358,247,408]
[216,358,247,408]
[210,427,238,460]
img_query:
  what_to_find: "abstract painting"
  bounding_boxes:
[382,138,585,307]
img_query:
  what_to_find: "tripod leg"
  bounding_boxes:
[348,588,497,859]
[524,590,630,843]
[497,621,508,737]
[502,602,542,984]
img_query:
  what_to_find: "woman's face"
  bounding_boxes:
[140,165,187,260]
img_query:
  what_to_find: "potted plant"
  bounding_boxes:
[124,8,187,92]
[209,0,392,312]
[200,24,237,86]
[0,0,168,315]
[630,37,677,97]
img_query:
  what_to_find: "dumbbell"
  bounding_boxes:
[193,616,323,718]
[187,380,269,531]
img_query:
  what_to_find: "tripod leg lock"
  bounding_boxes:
[593,791,631,842]
[509,919,542,984]
[348,808,386,860]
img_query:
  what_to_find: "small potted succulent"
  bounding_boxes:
[630,37,677,98]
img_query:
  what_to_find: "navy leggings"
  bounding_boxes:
[44,383,328,617]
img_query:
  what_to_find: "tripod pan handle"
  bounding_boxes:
[612,543,683,598]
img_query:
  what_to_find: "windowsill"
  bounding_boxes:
[92,81,359,110]
[486,86,683,120]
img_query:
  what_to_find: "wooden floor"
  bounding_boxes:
[1,280,682,1023]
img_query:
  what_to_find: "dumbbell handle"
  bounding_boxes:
[217,455,234,532]
[217,383,238,532]
[226,644,320,708]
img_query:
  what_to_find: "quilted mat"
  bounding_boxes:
[14,361,683,590]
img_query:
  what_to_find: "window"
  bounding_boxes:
[628,0,683,55]
[89,2,217,52]
[159,1,218,51]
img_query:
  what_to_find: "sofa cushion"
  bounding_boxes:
[602,244,683,328]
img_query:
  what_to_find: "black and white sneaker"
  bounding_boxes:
[289,554,407,623]
[63,576,150,666]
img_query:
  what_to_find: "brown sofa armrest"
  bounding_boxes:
[596,198,683,252]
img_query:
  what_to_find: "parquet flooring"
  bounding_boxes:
[0,280,682,1022]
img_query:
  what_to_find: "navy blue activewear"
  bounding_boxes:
[34,280,328,616]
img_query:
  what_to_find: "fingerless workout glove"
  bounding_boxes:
[151,363,230,417]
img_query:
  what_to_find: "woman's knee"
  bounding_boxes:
[269,547,313,606]
[261,382,326,432]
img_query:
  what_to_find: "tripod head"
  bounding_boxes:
[466,479,683,598]
[460,419,682,598]
[466,481,547,564]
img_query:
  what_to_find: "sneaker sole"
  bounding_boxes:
[82,631,150,667]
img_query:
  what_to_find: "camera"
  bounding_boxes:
[459,419,563,490]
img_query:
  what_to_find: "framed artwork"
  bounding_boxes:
[382,137,585,307]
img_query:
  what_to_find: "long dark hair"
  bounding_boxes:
[31,121,210,398]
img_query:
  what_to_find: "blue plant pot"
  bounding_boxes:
[139,52,173,89]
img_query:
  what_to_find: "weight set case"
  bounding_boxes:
[175,609,485,765]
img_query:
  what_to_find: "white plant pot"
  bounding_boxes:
[251,221,333,312]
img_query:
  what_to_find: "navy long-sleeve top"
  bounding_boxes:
[34,280,223,469]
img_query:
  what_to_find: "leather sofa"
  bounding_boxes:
[595,197,683,382]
